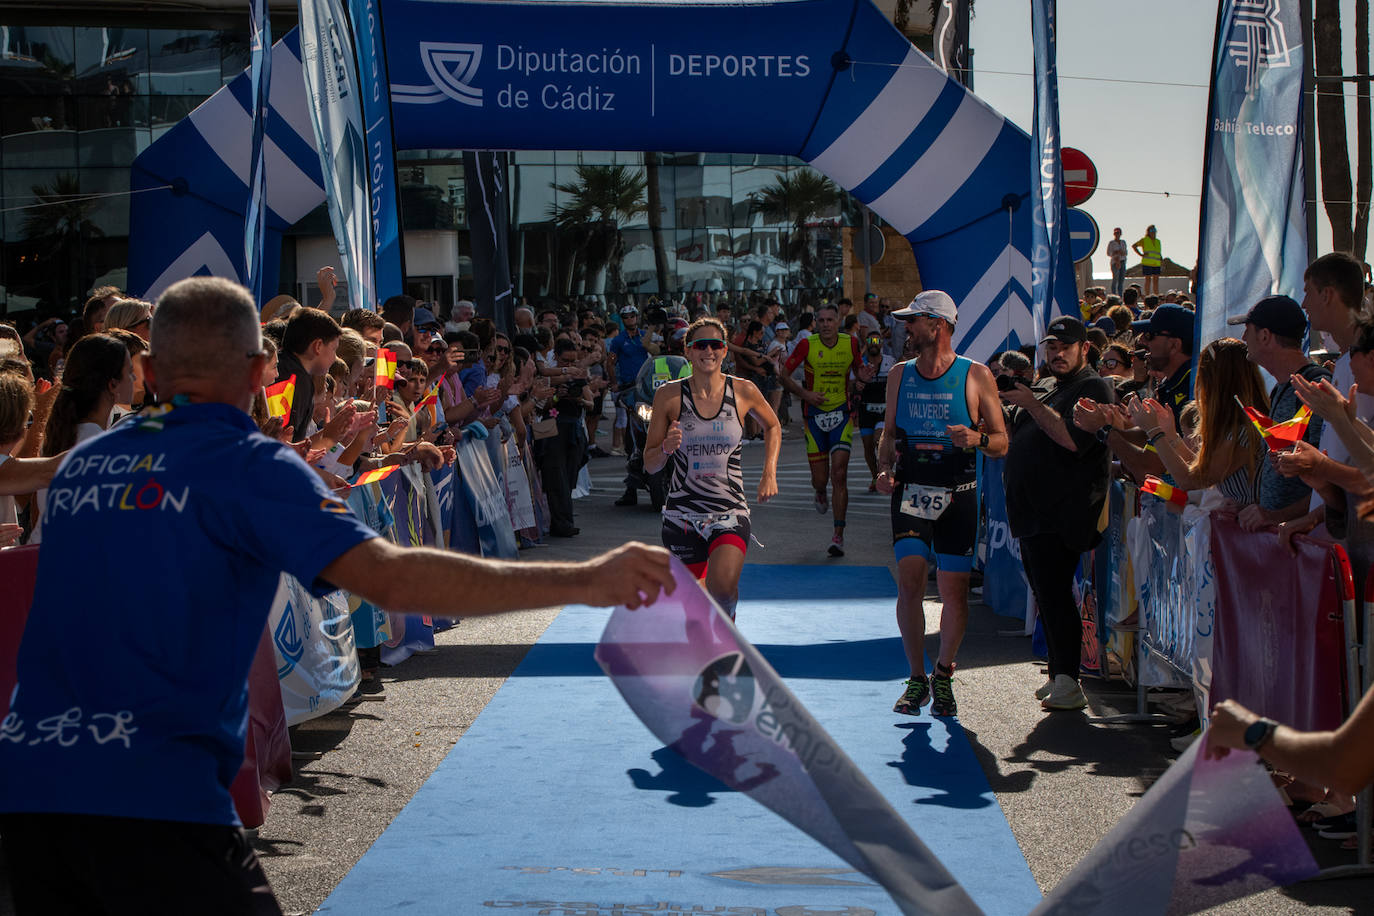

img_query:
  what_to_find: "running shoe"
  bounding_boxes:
[814,489,829,514]
[1040,675,1088,711]
[827,534,845,557]
[893,676,930,715]
[1034,678,1055,700]
[931,666,957,716]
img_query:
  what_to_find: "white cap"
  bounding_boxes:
[890,290,957,324]
[775,321,790,330]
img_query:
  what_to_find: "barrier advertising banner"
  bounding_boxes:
[267,574,361,726]
[455,436,520,558]
[1210,514,1347,733]
[1195,0,1307,350]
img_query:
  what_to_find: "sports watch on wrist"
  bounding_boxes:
[1243,717,1278,751]
[978,432,990,449]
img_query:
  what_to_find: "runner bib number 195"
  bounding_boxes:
[899,483,953,521]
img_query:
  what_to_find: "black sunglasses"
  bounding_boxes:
[428,344,448,354]
[496,345,511,353]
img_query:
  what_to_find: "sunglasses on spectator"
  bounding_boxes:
[428,343,448,353]
[689,338,726,351]
[1101,357,1128,370]
[496,345,511,353]
[1142,331,1175,341]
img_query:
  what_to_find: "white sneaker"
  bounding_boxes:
[1169,729,1200,752]
[1040,675,1087,711]
[1034,678,1055,701]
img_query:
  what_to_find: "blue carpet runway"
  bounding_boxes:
[318,566,1042,915]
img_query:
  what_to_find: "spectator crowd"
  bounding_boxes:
[5,245,1374,910]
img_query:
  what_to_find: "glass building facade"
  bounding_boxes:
[0,15,887,319]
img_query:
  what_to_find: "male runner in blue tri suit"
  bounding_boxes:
[876,291,1006,717]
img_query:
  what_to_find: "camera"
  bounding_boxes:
[996,374,1022,392]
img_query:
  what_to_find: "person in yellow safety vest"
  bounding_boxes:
[1132,225,1163,298]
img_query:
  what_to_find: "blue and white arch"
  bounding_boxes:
[129,0,1074,359]
[129,29,324,301]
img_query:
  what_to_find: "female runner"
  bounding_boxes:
[644,317,780,620]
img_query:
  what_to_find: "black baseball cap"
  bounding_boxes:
[1041,315,1088,345]
[1131,304,1194,354]
[1226,294,1308,339]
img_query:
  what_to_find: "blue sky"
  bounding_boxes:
[969,0,1359,280]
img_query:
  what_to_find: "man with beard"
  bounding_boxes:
[1073,303,1192,482]
[1002,316,1114,711]
[876,291,1006,717]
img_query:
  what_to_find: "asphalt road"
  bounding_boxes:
[3,426,1370,915]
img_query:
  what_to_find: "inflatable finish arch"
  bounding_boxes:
[132,0,1076,359]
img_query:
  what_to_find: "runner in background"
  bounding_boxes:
[782,302,861,557]
[643,317,780,620]
[855,330,895,492]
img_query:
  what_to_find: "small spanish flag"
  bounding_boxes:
[374,348,398,390]
[1238,396,1312,451]
[265,374,296,419]
[417,379,442,428]
[352,464,402,488]
[1141,475,1189,508]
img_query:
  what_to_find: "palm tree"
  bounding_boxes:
[1355,0,1371,260]
[748,170,840,288]
[21,174,105,309]
[549,164,648,296]
[1316,0,1355,252]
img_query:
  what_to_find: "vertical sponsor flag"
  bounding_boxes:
[1030,0,1071,343]
[463,150,515,329]
[596,558,984,916]
[298,0,376,311]
[345,0,406,301]
[245,0,273,306]
[1195,0,1308,350]
[374,347,397,389]
[932,0,971,86]
[265,374,296,419]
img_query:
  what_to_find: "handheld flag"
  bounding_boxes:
[265,374,296,419]
[1238,396,1312,451]
[352,464,402,488]
[1141,475,1188,508]
[374,348,398,390]
[418,379,442,428]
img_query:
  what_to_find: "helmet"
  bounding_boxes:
[619,304,640,316]
[668,317,689,332]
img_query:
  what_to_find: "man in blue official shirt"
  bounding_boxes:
[607,303,651,389]
[0,277,674,916]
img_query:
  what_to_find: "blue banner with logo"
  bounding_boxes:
[454,436,520,559]
[347,0,406,303]
[978,457,1033,625]
[245,0,273,305]
[1194,0,1308,349]
[299,0,376,310]
[1029,0,1073,343]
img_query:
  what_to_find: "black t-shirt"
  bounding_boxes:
[553,378,587,421]
[1003,367,1115,552]
[1154,363,1193,427]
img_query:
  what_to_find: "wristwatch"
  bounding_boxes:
[978,432,990,449]
[1095,425,1113,445]
[1243,717,1278,751]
